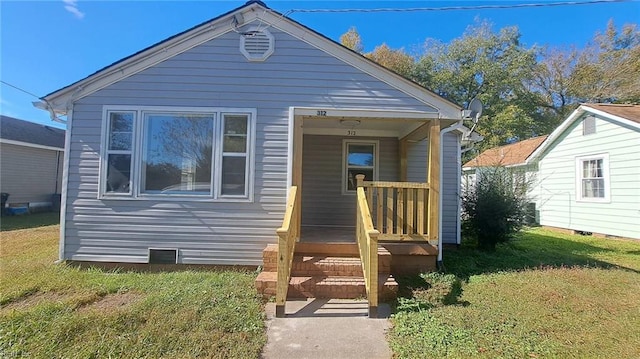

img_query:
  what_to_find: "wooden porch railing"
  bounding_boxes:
[275,186,300,318]
[356,174,436,244]
[356,185,380,318]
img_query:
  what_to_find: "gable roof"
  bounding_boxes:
[527,103,640,163]
[0,115,65,150]
[463,135,547,169]
[583,103,640,124]
[39,1,462,119]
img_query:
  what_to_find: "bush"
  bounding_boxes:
[462,166,531,251]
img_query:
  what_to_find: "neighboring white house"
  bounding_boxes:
[525,103,640,240]
[0,115,65,211]
[36,1,469,265]
[462,135,547,222]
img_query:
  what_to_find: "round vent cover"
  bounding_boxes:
[240,27,274,61]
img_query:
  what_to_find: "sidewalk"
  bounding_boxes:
[261,299,392,359]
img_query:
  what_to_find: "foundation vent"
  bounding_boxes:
[240,27,274,61]
[148,248,178,264]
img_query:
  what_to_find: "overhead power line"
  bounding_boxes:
[1,80,42,100]
[285,0,632,15]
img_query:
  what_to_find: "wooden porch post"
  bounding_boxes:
[428,120,440,241]
[292,116,303,240]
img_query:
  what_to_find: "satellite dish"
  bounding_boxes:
[468,98,483,123]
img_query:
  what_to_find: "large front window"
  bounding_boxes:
[142,114,214,195]
[576,154,609,202]
[100,107,255,201]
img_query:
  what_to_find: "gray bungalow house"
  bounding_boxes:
[0,115,65,211]
[37,1,469,311]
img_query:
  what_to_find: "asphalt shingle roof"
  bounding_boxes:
[0,115,65,149]
[584,103,640,124]
[463,135,548,168]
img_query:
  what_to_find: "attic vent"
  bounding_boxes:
[148,248,178,264]
[583,115,596,135]
[240,27,274,61]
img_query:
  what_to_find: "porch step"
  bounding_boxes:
[261,244,392,274]
[255,271,398,301]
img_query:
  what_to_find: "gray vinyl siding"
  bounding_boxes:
[535,114,640,239]
[406,132,460,243]
[64,26,439,265]
[0,143,63,205]
[301,135,398,228]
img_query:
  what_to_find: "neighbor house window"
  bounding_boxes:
[583,115,596,135]
[576,154,609,202]
[99,107,255,201]
[104,111,135,194]
[343,140,378,193]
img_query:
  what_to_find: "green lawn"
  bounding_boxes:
[389,228,640,359]
[0,212,60,231]
[0,224,266,358]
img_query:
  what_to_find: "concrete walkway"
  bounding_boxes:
[262,299,392,359]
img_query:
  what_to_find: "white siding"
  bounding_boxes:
[64,28,443,265]
[535,114,640,239]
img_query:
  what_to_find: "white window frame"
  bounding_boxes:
[575,153,610,203]
[342,139,379,195]
[100,110,137,197]
[98,106,256,202]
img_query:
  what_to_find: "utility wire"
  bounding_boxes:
[1,80,41,100]
[285,0,632,15]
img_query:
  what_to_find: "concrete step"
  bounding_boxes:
[255,272,397,301]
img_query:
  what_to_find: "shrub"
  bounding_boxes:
[462,166,531,251]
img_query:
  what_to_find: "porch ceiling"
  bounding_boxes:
[302,117,458,139]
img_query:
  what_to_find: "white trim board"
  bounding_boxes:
[0,138,64,152]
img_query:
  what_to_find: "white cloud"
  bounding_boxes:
[63,0,85,19]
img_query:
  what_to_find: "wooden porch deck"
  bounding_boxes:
[300,226,355,243]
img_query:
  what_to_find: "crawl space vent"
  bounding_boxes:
[240,27,274,61]
[148,248,178,264]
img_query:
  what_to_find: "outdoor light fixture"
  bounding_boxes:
[339,120,361,127]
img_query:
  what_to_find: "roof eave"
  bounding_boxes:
[41,2,463,119]
[41,2,263,114]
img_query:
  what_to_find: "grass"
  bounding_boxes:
[389,228,640,359]
[0,212,60,231]
[0,223,266,358]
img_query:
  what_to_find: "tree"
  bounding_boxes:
[570,20,640,103]
[340,26,364,53]
[365,43,415,78]
[413,20,544,149]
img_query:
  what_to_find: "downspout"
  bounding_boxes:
[438,120,464,269]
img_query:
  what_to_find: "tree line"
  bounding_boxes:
[340,20,640,151]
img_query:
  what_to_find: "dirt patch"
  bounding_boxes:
[78,292,144,313]
[1,291,73,312]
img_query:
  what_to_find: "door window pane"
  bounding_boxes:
[143,114,214,194]
[345,142,376,192]
[348,145,374,166]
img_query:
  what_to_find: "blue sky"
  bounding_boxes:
[1,0,638,129]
